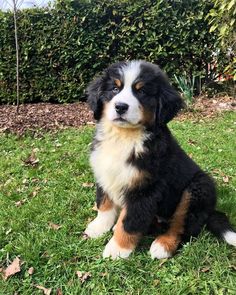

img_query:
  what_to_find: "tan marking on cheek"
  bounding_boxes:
[154,191,191,253]
[99,194,114,211]
[140,106,155,125]
[114,79,122,88]
[114,208,140,249]
[135,81,144,90]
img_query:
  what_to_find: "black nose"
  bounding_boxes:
[115,102,129,115]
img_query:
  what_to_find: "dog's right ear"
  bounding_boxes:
[86,75,104,121]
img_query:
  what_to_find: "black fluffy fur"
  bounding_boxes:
[87,60,235,245]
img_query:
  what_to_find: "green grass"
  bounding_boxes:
[0,112,236,294]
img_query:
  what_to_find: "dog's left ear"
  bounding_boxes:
[86,75,104,121]
[157,77,184,125]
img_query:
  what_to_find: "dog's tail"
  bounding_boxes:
[206,210,236,246]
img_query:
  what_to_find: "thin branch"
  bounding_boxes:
[12,0,20,113]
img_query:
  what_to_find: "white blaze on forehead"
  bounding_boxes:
[120,61,142,86]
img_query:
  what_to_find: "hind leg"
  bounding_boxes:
[150,191,191,259]
[150,172,216,259]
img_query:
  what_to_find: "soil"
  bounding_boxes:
[0,95,235,136]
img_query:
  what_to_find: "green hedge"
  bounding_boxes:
[0,0,224,104]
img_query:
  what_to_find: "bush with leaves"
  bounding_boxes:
[207,0,236,79]
[0,0,226,104]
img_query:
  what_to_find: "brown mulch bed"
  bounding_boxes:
[0,96,235,136]
[0,102,94,136]
[178,95,236,121]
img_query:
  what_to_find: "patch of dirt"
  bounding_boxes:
[0,102,93,136]
[0,96,235,136]
[177,95,235,121]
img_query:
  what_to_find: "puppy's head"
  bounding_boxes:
[87,60,184,128]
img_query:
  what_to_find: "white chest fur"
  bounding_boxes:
[90,121,148,207]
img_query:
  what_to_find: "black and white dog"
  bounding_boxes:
[84,60,236,259]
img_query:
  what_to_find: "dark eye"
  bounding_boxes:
[137,88,145,94]
[112,87,120,94]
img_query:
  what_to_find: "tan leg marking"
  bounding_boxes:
[114,208,140,249]
[150,191,191,259]
[103,208,141,259]
[99,194,114,211]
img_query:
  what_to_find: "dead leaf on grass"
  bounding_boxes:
[82,182,94,188]
[86,121,95,126]
[223,176,229,183]
[200,267,210,273]
[48,222,62,230]
[2,257,21,280]
[23,149,39,167]
[188,139,197,145]
[27,267,34,275]
[82,232,90,240]
[15,199,27,207]
[56,288,63,295]
[35,285,52,295]
[76,271,91,283]
[229,265,236,271]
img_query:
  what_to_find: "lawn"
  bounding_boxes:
[0,112,235,294]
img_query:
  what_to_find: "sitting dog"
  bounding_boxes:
[84,60,236,259]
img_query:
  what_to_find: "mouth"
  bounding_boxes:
[113,117,127,122]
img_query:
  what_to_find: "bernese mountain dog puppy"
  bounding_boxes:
[84,60,236,259]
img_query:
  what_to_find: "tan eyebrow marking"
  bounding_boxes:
[114,79,122,88]
[135,81,144,90]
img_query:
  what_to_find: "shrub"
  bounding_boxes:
[0,0,225,104]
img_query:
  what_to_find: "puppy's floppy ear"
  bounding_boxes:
[86,75,104,120]
[157,77,184,124]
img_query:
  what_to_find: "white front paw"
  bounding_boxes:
[103,237,133,259]
[149,240,171,260]
[84,209,117,238]
[84,218,107,238]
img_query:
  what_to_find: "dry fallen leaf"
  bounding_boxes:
[2,257,21,280]
[27,267,34,275]
[82,233,90,240]
[35,285,52,295]
[76,271,91,283]
[86,121,95,125]
[223,176,229,183]
[200,267,210,273]
[82,182,94,188]
[229,265,236,271]
[23,150,39,167]
[56,288,63,295]
[48,222,62,230]
[188,139,197,145]
[100,272,108,277]
[15,199,27,207]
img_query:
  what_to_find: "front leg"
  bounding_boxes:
[103,191,159,259]
[85,186,118,238]
[103,208,141,259]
